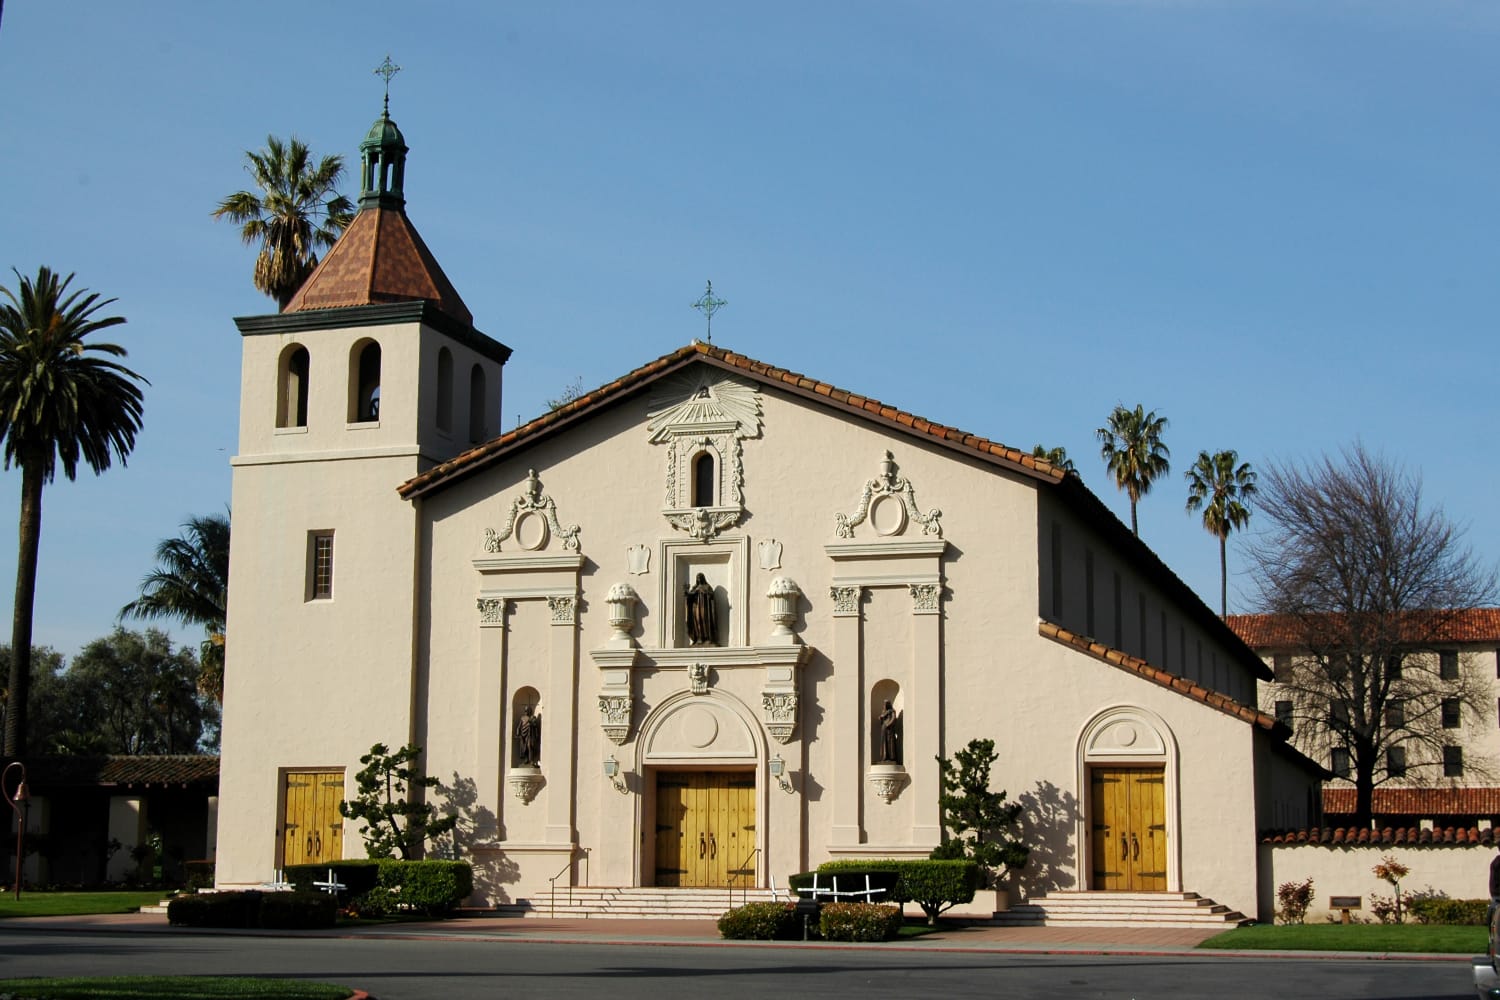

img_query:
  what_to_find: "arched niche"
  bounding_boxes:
[435,347,453,433]
[277,344,310,429]
[511,686,542,767]
[870,679,903,765]
[349,339,381,423]
[468,364,486,443]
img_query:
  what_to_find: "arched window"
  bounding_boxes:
[468,364,487,443]
[277,345,310,429]
[350,340,381,422]
[693,452,716,508]
[435,347,453,433]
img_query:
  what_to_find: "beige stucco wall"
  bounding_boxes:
[1261,842,1494,923]
[405,365,1284,917]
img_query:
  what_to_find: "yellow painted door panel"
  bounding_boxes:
[282,770,344,868]
[1091,767,1166,892]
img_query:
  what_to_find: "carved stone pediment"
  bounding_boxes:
[484,469,581,553]
[835,451,942,539]
[648,370,761,542]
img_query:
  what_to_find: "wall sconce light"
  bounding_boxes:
[603,755,627,794]
[768,754,793,794]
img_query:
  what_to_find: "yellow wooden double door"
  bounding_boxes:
[281,771,345,868]
[654,771,755,887]
[1090,767,1167,891]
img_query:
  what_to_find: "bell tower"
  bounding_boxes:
[216,85,512,886]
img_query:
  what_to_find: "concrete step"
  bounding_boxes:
[994,891,1248,928]
[499,886,781,919]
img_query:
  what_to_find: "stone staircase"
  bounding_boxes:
[993,891,1250,929]
[496,886,783,920]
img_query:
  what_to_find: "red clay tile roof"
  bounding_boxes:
[1323,786,1500,817]
[400,341,1068,500]
[1261,826,1498,846]
[1038,620,1286,734]
[1228,610,1500,649]
[284,205,473,325]
[5,755,219,788]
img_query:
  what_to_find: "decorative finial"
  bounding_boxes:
[691,280,728,342]
[374,54,402,114]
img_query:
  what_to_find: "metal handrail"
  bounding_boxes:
[548,848,589,918]
[726,847,761,909]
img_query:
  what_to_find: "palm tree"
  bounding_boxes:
[1185,449,1257,617]
[0,267,147,756]
[1095,403,1170,537]
[1031,445,1075,475]
[121,512,230,702]
[213,135,354,310]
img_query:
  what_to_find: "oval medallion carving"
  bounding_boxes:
[682,706,719,748]
[869,493,908,536]
[514,510,550,550]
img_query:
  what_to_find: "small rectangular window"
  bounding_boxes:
[1442,698,1461,729]
[1084,549,1095,638]
[1330,701,1349,728]
[1440,650,1459,680]
[1112,573,1122,649]
[1160,611,1168,668]
[308,531,334,601]
[1444,745,1464,777]
[1274,700,1293,731]
[1385,699,1404,729]
[1328,653,1349,683]
[1385,654,1403,681]
[1387,746,1407,779]
[1331,747,1351,779]
[1138,594,1147,659]
[1272,654,1291,682]
[1050,522,1063,620]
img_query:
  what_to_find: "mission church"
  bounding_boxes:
[215,100,1323,922]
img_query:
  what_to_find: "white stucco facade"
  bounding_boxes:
[216,296,1319,919]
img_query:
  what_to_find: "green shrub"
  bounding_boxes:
[717,901,798,940]
[183,860,215,891]
[1410,897,1488,925]
[818,902,902,942]
[167,890,260,928]
[789,859,979,925]
[285,860,382,903]
[377,859,474,916]
[258,891,338,929]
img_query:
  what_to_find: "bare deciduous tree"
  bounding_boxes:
[1248,443,1498,827]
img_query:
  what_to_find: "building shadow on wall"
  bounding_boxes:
[434,773,518,904]
[1014,779,1078,900]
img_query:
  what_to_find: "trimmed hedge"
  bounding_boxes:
[819,902,902,942]
[717,901,799,940]
[284,859,472,916]
[167,890,336,929]
[1410,897,1488,925]
[380,859,473,916]
[258,891,338,928]
[791,859,979,924]
[285,860,381,902]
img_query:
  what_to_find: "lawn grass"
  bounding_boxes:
[1198,922,1487,953]
[0,890,166,919]
[0,977,353,999]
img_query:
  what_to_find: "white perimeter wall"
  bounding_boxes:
[1260,843,1495,922]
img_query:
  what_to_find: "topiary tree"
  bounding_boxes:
[930,738,1029,887]
[339,743,457,860]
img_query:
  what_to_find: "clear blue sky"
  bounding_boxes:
[0,2,1495,660]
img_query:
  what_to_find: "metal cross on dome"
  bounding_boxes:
[374,54,402,112]
[691,280,727,342]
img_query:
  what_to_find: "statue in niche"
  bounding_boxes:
[877,701,902,765]
[514,704,541,766]
[684,572,719,646]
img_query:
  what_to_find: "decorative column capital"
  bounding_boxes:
[477,597,506,626]
[829,585,863,617]
[547,594,577,625]
[909,583,943,615]
[598,694,633,746]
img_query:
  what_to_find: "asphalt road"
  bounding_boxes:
[0,929,1479,1000]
